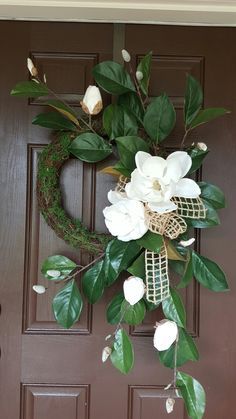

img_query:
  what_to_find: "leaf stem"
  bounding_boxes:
[62,253,105,283]
[173,333,179,388]
[180,129,190,150]
[128,62,146,111]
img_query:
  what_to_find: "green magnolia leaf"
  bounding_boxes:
[104,239,141,286]
[115,135,149,173]
[52,279,83,328]
[92,61,135,95]
[82,260,105,304]
[44,99,79,126]
[137,51,152,96]
[192,251,229,292]
[118,92,144,125]
[144,298,160,311]
[177,251,193,289]
[188,147,209,174]
[69,133,112,163]
[106,293,125,324]
[10,80,49,97]
[137,231,163,253]
[187,199,220,229]
[190,107,229,130]
[103,104,138,139]
[113,161,131,177]
[32,112,77,131]
[159,328,199,368]
[122,299,146,325]
[127,252,145,280]
[198,182,226,209]
[110,328,134,374]
[184,74,203,127]
[176,371,206,419]
[166,240,186,261]
[162,287,186,328]
[143,94,176,143]
[41,255,77,280]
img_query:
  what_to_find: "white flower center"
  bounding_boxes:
[152,179,161,191]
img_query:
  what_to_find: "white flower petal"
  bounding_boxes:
[102,346,112,362]
[81,85,103,115]
[174,178,201,198]
[142,156,166,178]
[167,151,192,178]
[148,200,177,214]
[46,269,61,278]
[153,319,178,351]
[166,398,175,414]
[33,285,46,294]
[135,151,151,175]
[123,276,145,305]
[179,237,195,247]
[163,158,182,183]
[107,190,126,204]
[197,142,207,151]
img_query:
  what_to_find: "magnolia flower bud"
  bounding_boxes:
[166,398,175,414]
[46,269,61,278]
[153,319,178,351]
[123,276,145,306]
[80,85,103,115]
[136,70,144,81]
[102,346,112,362]
[32,285,46,294]
[179,237,195,247]
[121,49,131,63]
[27,58,38,77]
[197,142,207,151]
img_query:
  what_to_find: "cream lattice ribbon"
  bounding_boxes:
[145,244,170,304]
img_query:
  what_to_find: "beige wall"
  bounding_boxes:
[0,0,236,25]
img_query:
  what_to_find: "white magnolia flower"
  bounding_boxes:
[80,85,103,115]
[136,70,144,81]
[179,237,195,247]
[102,346,112,363]
[27,58,38,76]
[197,142,207,151]
[46,269,61,278]
[123,276,146,305]
[32,285,46,294]
[103,193,148,241]
[121,49,131,62]
[153,319,178,351]
[166,398,175,414]
[126,151,201,214]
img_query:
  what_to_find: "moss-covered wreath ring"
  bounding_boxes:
[36,132,110,255]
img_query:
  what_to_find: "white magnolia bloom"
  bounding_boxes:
[46,269,61,278]
[27,58,38,76]
[166,398,175,414]
[80,85,103,115]
[179,237,195,247]
[103,193,148,241]
[121,49,131,62]
[197,142,207,151]
[153,319,178,351]
[123,276,146,305]
[136,70,144,81]
[102,346,112,363]
[32,285,46,294]
[126,151,201,214]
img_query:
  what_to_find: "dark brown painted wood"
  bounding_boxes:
[0,22,236,419]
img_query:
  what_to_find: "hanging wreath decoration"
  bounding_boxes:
[11,50,230,418]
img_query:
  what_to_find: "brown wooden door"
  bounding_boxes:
[0,21,235,419]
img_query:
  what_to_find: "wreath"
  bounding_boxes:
[11,50,230,418]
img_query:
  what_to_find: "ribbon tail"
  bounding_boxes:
[145,243,170,304]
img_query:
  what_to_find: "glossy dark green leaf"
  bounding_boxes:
[176,371,206,419]
[69,133,112,163]
[187,199,220,228]
[92,61,135,95]
[41,255,77,280]
[143,94,176,143]
[198,182,226,209]
[122,299,146,325]
[45,99,79,126]
[159,328,199,368]
[187,147,209,174]
[103,104,138,139]
[106,293,125,324]
[10,80,49,97]
[162,287,186,328]
[118,92,144,124]
[192,251,229,292]
[177,251,193,289]
[137,51,152,96]
[127,252,145,280]
[115,135,149,173]
[32,112,77,131]
[144,298,160,311]
[137,231,163,253]
[52,279,83,328]
[189,107,229,130]
[82,260,105,304]
[113,161,131,177]
[104,239,141,286]
[184,74,203,127]
[110,328,134,374]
